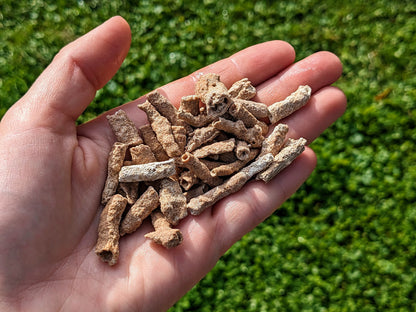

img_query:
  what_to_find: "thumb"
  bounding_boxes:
[2,16,131,133]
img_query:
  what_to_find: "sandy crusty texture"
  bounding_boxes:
[118,159,176,182]
[106,110,143,146]
[172,125,187,153]
[228,101,268,135]
[144,211,183,248]
[195,73,232,117]
[259,123,289,157]
[211,148,259,177]
[180,152,223,187]
[228,78,257,100]
[192,138,236,159]
[120,186,160,236]
[137,100,182,157]
[139,124,170,161]
[159,178,188,225]
[147,90,182,126]
[200,158,227,170]
[183,184,209,203]
[179,169,200,191]
[268,85,312,124]
[101,142,129,205]
[179,95,200,116]
[213,118,264,147]
[177,108,218,128]
[118,182,139,205]
[95,194,128,266]
[185,125,220,152]
[257,137,307,183]
[187,153,274,215]
[130,144,157,165]
[235,140,251,161]
[235,98,270,119]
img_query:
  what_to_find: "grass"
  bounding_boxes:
[1,0,416,310]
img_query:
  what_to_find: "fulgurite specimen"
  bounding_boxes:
[95,74,310,265]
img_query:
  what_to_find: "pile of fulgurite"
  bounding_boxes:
[95,73,311,265]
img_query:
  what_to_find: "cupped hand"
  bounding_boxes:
[0,16,346,311]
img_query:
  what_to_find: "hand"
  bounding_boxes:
[0,16,346,311]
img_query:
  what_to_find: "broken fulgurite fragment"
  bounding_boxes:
[195,73,233,117]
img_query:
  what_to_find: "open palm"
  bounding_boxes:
[0,17,346,311]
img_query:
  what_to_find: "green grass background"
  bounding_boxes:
[1,0,415,310]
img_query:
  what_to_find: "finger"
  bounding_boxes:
[108,148,316,311]
[158,40,296,105]
[2,16,131,132]
[211,147,317,254]
[255,51,343,103]
[78,40,296,143]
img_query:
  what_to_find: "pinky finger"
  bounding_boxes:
[211,147,317,254]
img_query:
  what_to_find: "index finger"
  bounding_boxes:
[77,40,297,144]
[159,40,296,105]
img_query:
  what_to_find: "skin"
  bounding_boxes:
[0,16,346,311]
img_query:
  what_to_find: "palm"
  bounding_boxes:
[0,17,346,311]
